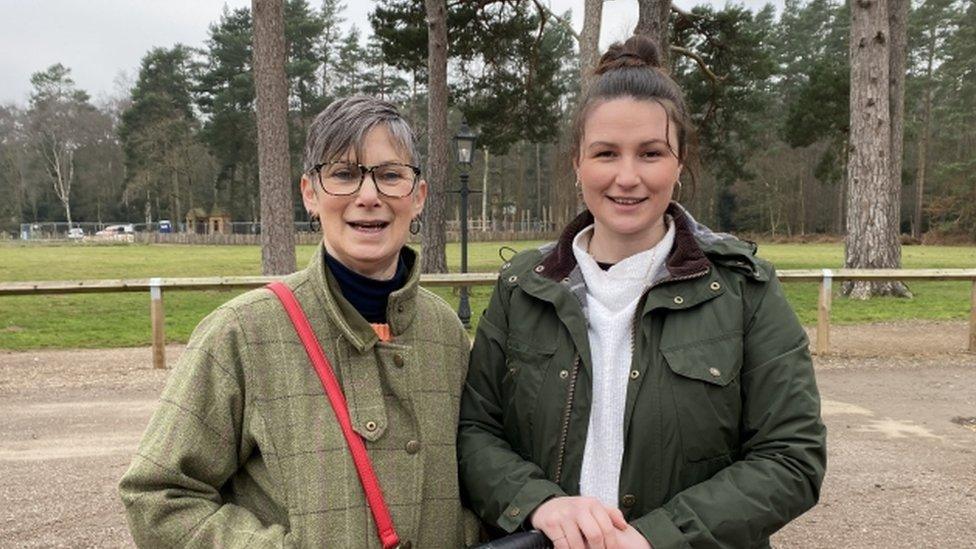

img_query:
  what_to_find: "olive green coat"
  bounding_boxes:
[459,205,826,549]
[120,246,479,548]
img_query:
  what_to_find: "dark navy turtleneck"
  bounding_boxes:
[324,249,410,323]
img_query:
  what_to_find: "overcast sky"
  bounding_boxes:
[0,0,783,106]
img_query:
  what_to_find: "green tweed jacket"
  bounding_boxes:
[120,245,480,548]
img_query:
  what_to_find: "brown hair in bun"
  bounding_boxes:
[573,34,698,196]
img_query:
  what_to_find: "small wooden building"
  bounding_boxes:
[185,208,233,235]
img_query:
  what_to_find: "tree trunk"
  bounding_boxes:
[835,137,848,235]
[889,0,908,233]
[535,142,542,220]
[635,0,671,68]
[844,0,910,299]
[482,149,489,231]
[422,0,449,273]
[253,0,296,275]
[913,28,936,240]
[171,168,182,224]
[579,0,603,96]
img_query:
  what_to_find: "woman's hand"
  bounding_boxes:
[616,525,652,549]
[529,496,629,549]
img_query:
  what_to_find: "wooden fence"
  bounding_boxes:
[1,269,974,369]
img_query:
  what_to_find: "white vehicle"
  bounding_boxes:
[67,228,84,240]
[95,224,135,241]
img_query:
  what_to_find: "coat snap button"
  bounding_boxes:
[621,494,636,508]
[673,295,684,305]
[559,369,569,379]
[393,354,405,368]
[508,506,521,517]
[365,421,378,432]
[629,370,640,380]
[534,265,545,273]
[508,275,518,283]
[710,281,721,291]
[405,440,421,454]
[708,367,721,377]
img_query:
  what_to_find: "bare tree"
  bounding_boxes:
[844,0,910,298]
[579,0,604,96]
[253,0,296,275]
[635,0,671,67]
[422,0,449,273]
[912,20,937,239]
[27,64,98,229]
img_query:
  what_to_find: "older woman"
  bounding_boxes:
[459,36,826,549]
[120,96,478,548]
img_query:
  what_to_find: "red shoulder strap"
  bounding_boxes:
[266,282,400,549]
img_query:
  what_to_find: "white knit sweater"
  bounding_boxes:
[572,220,675,507]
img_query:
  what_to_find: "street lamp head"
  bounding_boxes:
[453,120,478,167]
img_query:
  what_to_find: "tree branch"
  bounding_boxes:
[670,45,725,84]
[530,0,581,42]
[670,5,703,20]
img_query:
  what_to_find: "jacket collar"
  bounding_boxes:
[538,202,712,282]
[308,244,420,353]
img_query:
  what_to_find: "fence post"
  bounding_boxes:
[817,269,833,355]
[970,279,976,353]
[150,278,166,369]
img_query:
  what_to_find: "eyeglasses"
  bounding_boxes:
[309,161,421,198]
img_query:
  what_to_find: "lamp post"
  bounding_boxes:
[452,121,479,328]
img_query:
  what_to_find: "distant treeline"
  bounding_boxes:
[0,0,972,239]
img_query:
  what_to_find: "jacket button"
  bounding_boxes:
[508,506,521,517]
[393,354,405,368]
[621,494,636,508]
[559,369,569,379]
[508,275,518,283]
[405,440,421,454]
[397,304,405,313]
[710,281,721,291]
[562,277,570,283]
[629,370,640,380]
[534,265,545,273]
[365,421,378,432]
[673,295,684,305]
[709,367,721,377]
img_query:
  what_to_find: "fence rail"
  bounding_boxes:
[2,269,974,369]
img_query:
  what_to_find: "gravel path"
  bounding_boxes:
[0,322,974,548]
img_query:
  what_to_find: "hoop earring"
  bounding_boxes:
[309,213,321,232]
[409,217,421,235]
[673,180,683,202]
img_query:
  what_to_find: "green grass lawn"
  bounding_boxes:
[0,240,973,350]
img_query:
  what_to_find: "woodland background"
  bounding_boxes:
[0,0,973,243]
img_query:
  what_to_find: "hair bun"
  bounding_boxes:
[594,35,663,75]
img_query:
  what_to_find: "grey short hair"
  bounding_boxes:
[302,95,420,173]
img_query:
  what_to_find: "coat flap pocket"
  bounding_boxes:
[662,332,743,387]
[506,336,556,360]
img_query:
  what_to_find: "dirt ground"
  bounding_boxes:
[0,320,974,548]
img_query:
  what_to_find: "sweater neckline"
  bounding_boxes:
[571,218,676,312]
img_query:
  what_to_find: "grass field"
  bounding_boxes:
[1,240,974,350]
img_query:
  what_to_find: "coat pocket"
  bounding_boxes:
[502,337,556,445]
[661,332,743,462]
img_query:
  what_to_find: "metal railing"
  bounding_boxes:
[1,269,974,369]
